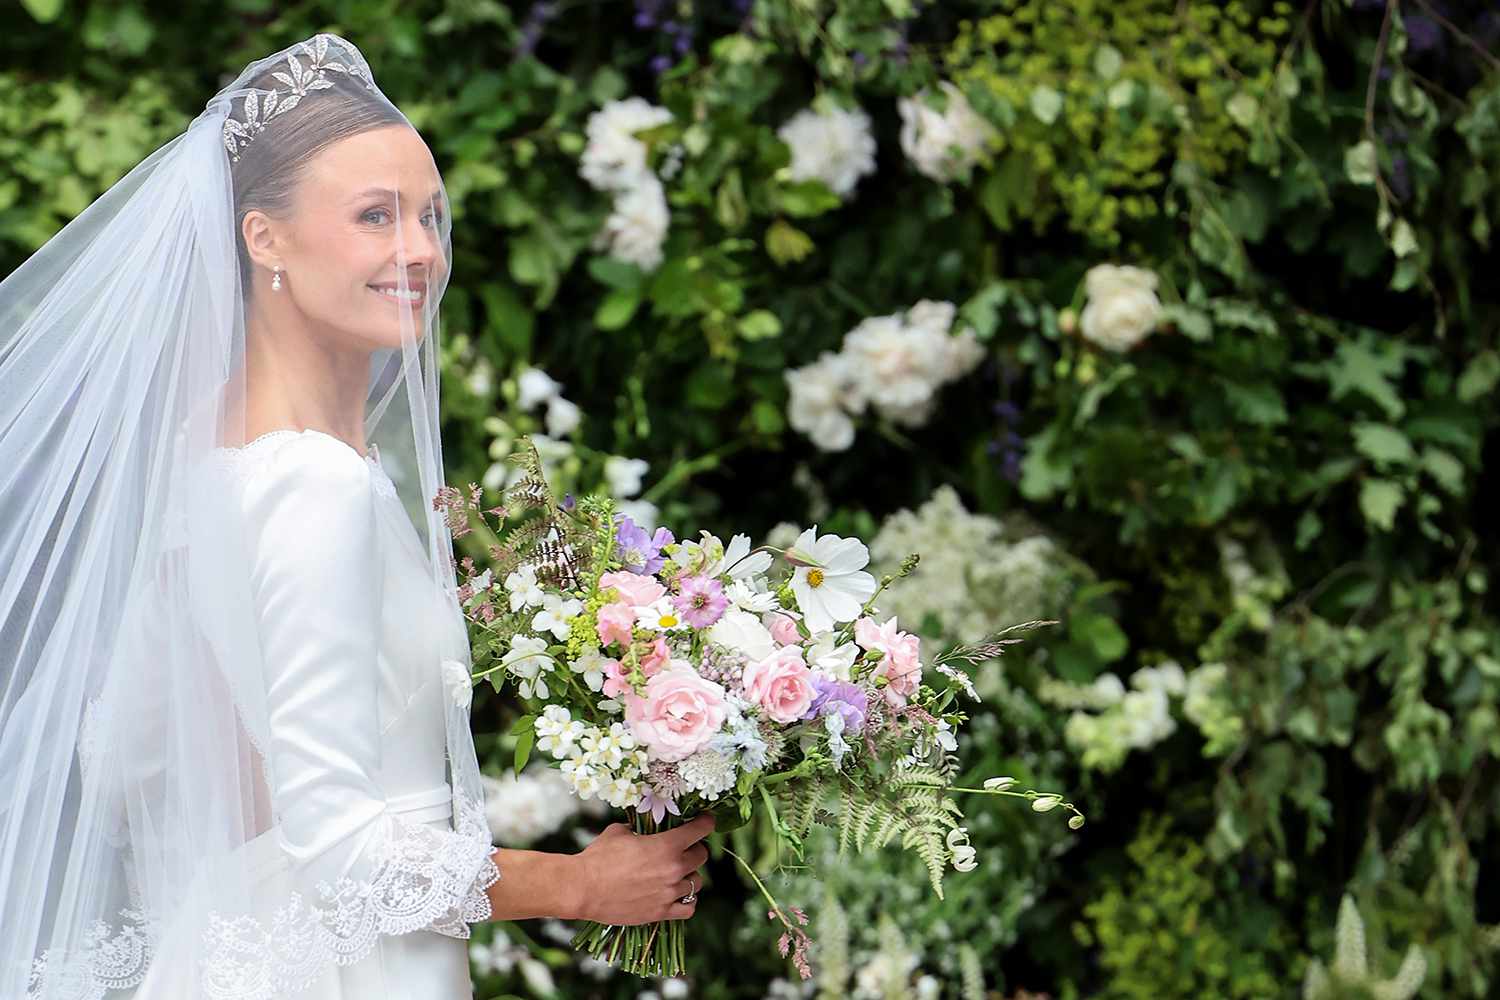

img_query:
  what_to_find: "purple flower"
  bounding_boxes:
[637,785,681,824]
[615,514,674,575]
[650,53,673,75]
[800,675,868,733]
[673,575,729,628]
[561,493,576,511]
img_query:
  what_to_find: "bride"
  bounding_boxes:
[0,33,712,999]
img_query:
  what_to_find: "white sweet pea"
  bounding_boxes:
[785,526,878,634]
[441,659,473,711]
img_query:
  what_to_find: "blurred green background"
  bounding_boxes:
[5,0,1498,997]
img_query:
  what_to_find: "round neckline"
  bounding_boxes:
[222,428,380,465]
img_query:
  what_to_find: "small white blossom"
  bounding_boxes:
[604,456,650,499]
[776,102,878,197]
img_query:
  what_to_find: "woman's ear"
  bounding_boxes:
[241,210,280,273]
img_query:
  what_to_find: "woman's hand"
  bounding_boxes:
[566,813,715,925]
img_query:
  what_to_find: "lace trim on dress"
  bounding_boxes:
[25,787,498,1000]
[205,428,397,502]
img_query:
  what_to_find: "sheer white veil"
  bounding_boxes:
[0,33,489,998]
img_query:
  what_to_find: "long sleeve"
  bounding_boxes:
[240,433,497,959]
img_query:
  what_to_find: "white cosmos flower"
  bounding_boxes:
[604,456,649,499]
[786,527,878,634]
[710,533,774,580]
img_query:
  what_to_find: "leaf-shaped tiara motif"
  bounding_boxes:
[222,34,378,163]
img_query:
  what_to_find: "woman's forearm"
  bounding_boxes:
[482,847,584,922]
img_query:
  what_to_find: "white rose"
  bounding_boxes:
[776,103,878,198]
[580,97,673,192]
[1078,263,1162,352]
[595,173,669,272]
[784,351,863,452]
[897,81,997,183]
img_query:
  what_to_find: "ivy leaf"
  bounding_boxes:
[1359,478,1405,532]
[1352,423,1415,467]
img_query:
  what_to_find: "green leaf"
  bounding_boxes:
[765,219,815,265]
[1029,86,1063,124]
[1093,45,1123,80]
[1222,379,1288,426]
[737,309,782,341]
[594,287,641,330]
[1421,448,1464,495]
[1070,612,1128,664]
[684,363,734,409]
[1326,340,1406,419]
[509,713,537,737]
[587,256,645,290]
[774,179,841,218]
[1344,140,1377,186]
[1359,478,1404,531]
[1352,423,1415,467]
[1019,425,1073,500]
[21,0,64,23]
[513,730,535,776]
[1458,350,1500,402]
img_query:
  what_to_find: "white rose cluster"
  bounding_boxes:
[579,97,674,271]
[1078,263,1162,352]
[785,300,985,451]
[897,81,998,183]
[776,102,878,198]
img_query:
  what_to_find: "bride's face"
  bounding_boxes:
[269,125,448,348]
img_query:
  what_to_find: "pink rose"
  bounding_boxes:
[600,570,666,608]
[763,611,804,647]
[596,601,636,648]
[624,669,729,762]
[741,646,816,723]
[601,657,632,698]
[855,616,922,707]
[641,636,672,676]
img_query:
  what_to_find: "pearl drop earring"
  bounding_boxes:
[272,266,282,292]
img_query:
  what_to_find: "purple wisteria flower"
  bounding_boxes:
[673,574,728,628]
[800,675,868,733]
[615,514,674,575]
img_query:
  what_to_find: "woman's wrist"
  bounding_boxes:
[484,847,587,922]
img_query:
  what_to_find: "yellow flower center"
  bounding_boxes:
[659,614,679,628]
[807,568,825,588]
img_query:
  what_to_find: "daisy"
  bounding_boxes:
[635,596,690,633]
[784,526,878,633]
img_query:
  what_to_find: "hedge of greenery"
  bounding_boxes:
[7,1,1498,997]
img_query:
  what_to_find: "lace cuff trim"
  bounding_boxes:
[26,788,498,1000]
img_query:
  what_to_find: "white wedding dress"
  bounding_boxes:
[123,428,497,999]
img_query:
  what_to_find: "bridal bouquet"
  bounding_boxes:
[438,439,1081,979]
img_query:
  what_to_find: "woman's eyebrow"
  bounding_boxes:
[348,186,446,203]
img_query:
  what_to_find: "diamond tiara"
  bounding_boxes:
[222,34,378,163]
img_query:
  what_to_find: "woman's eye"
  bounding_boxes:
[361,208,390,225]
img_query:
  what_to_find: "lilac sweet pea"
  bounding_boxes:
[800,675,868,733]
[614,514,674,575]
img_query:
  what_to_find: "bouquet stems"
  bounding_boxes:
[570,810,688,977]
